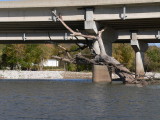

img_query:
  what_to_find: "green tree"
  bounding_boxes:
[145,46,160,72]
[65,44,92,72]
[2,44,25,69]
[34,44,55,70]
[113,43,135,71]
[1,44,56,70]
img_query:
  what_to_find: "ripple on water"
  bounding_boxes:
[0,80,159,120]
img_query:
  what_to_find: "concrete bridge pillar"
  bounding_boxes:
[84,8,117,82]
[93,65,112,83]
[92,27,116,83]
[131,32,148,79]
[102,27,116,56]
[84,8,99,34]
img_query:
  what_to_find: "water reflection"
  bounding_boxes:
[0,81,159,120]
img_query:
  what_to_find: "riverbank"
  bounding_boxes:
[0,70,92,79]
[0,70,160,81]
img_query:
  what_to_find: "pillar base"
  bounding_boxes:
[93,65,112,82]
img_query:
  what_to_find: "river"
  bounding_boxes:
[0,80,160,120]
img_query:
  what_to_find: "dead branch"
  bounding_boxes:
[57,45,72,59]
[105,57,136,83]
[95,28,136,83]
[52,11,97,39]
[52,10,137,84]
[57,44,88,57]
[76,54,97,64]
[52,56,75,63]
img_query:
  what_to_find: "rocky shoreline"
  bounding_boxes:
[0,70,160,82]
[0,70,92,80]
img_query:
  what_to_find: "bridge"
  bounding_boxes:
[0,0,160,82]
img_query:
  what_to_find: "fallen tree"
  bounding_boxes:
[52,11,137,84]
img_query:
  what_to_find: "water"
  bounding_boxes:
[0,80,160,120]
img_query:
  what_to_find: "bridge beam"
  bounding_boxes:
[131,31,148,79]
[0,31,90,44]
[0,4,159,22]
[0,29,159,44]
[84,8,98,34]
[117,29,160,43]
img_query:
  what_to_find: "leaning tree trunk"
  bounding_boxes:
[96,29,136,84]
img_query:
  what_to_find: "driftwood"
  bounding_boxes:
[52,11,137,84]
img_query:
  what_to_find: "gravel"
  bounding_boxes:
[0,70,64,79]
[0,70,159,80]
[0,70,92,79]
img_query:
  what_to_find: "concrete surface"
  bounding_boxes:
[0,0,159,8]
[93,65,112,82]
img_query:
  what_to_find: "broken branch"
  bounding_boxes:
[52,11,97,39]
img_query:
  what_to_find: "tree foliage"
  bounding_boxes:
[145,46,160,72]
[113,43,135,71]
[1,44,55,70]
[113,44,160,72]
[0,43,160,73]
[64,44,92,72]
[1,44,25,69]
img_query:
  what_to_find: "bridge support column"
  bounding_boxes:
[102,27,116,56]
[93,65,112,83]
[92,27,116,83]
[131,32,148,79]
[84,8,113,83]
[84,8,99,34]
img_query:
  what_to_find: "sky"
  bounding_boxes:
[149,43,160,47]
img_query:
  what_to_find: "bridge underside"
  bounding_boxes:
[0,18,159,31]
[0,18,159,44]
[101,18,160,30]
[0,3,158,44]
[0,21,84,31]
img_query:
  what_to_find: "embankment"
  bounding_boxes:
[0,70,159,80]
[0,70,92,79]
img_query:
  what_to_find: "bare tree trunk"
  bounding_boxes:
[96,30,136,83]
[52,11,137,84]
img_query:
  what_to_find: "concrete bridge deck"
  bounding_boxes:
[0,0,159,44]
[0,0,160,8]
